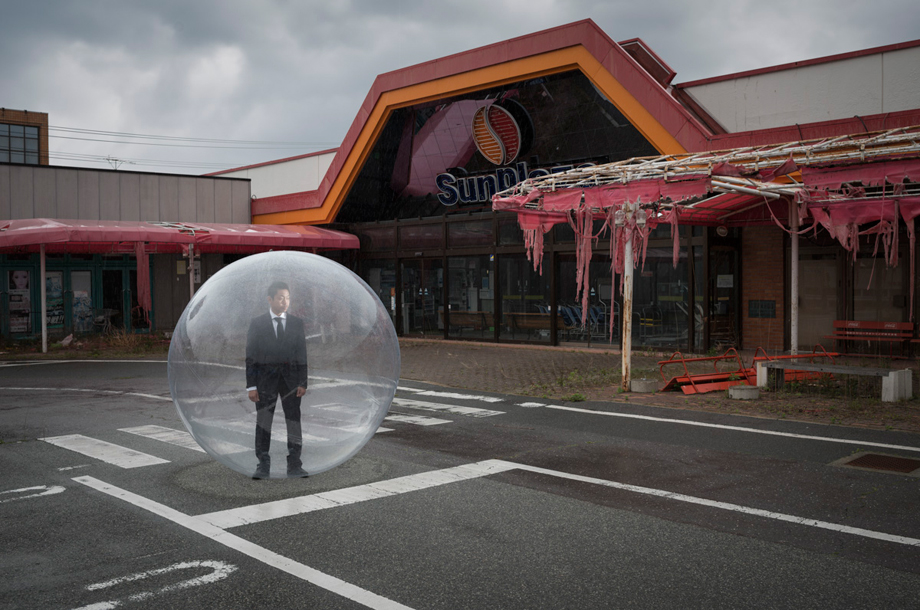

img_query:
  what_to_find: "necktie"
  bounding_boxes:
[274,317,284,341]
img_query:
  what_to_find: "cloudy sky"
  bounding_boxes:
[2,0,917,175]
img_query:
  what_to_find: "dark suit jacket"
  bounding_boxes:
[245,312,308,393]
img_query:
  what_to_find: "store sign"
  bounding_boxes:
[436,161,591,206]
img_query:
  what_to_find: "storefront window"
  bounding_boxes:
[557,255,616,345]
[854,256,907,322]
[448,219,492,248]
[632,247,693,350]
[362,259,397,324]
[498,215,524,245]
[358,226,396,251]
[8,269,32,334]
[447,255,493,339]
[499,254,551,343]
[399,224,442,250]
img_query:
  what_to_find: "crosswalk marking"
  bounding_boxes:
[196,460,516,529]
[397,386,504,403]
[119,425,206,453]
[391,397,504,418]
[384,414,451,426]
[41,434,170,468]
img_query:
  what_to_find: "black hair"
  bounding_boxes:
[267,281,290,298]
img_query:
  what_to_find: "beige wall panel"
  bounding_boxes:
[196,180,215,223]
[33,166,57,218]
[56,168,80,218]
[77,172,100,220]
[78,171,100,220]
[0,165,11,219]
[99,172,121,220]
[159,175,179,221]
[213,179,232,223]
[10,166,34,219]
[231,180,250,224]
[139,174,159,220]
[119,173,140,221]
[178,177,197,223]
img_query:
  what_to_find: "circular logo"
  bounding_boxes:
[472,100,533,166]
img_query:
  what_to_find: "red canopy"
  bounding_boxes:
[0,219,359,253]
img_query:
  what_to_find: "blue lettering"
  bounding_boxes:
[476,175,499,201]
[496,168,519,190]
[457,177,479,204]
[436,173,459,206]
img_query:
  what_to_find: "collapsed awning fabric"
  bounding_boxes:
[0,219,360,253]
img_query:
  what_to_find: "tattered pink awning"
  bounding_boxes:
[0,219,359,253]
[492,126,920,327]
[0,219,359,322]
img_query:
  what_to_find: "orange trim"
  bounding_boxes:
[253,46,688,226]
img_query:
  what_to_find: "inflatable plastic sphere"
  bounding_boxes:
[168,251,399,479]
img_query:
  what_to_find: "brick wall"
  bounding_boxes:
[0,108,50,165]
[741,226,784,350]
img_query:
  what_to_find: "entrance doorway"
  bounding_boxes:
[400,259,443,336]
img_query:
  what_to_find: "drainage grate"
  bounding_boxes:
[840,453,920,474]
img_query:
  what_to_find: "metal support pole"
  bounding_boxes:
[790,202,799,355]
[621,218,634,392]
[40,244,47,354]
[188,244,196,300]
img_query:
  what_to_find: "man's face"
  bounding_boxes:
[268,289,290,316]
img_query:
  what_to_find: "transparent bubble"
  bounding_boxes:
[168,251,399,479]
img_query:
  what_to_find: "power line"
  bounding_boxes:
[49,125,337,147]
[49,133,325,150]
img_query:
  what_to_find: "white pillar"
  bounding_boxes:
[40,244,47,354]
[790,202,799,355]
[621,225,634,392]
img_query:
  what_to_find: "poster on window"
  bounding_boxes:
[9,270,31,333]
[46,271,64,328]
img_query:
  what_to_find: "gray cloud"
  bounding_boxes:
[1,0,916,174]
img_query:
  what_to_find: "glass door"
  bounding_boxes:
[70,270,94,333]
[709,247,739,348]
[400,259,443,336]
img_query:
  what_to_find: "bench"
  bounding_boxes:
[755,361,913,402]
[442,311,493,330]
[824,320,913,358]
[505,312,574,339]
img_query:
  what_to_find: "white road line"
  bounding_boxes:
[391,397,504,418]
[0,359,167,367]
[0,386,172,401]
[73,476,414,610]
[516,402,546,408]
[196,460,515,529]
[547,405,920,453]
[41,435,169,468]
[384,414,452,426]
[119,425,206,453]
[0,485,66,503]
[398,386,504,403]
[375,427,394,433]
[509,461,920,548]
[199,458,919,548]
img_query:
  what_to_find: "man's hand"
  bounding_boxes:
[248,389,259,403]
[296,386,306,398]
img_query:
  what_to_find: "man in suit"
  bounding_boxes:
[246,281,309,479]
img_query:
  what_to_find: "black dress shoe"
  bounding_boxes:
[252,464,271,479]
[287,467,309,478]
